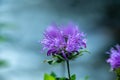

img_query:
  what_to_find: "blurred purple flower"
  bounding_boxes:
[107,45,120,70]
[41,23,86,59]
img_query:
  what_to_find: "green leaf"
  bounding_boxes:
[57,77,67,80]
[67,50,90,60]
[53,54,64,60]
[47,60,54,64]
[50,72,57,78]
[0,36,6,42]
[44,55,65,65]
[115,68,120,76]
[53,54,65,63]
[71,74,76,80]
[44,74,56,80]
[44,59,56,65]
[0,23,15,28]
[79,50,91,54]
[84,76,89,80]
[0,23,7,28]
[0,60,8,67]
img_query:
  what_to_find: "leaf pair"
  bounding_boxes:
[44,50,89,65]
[44,73,76,80]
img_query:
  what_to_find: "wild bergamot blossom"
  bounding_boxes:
[107,45,120,70]
[41,23,86,59]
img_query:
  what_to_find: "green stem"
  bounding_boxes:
[66,60,71,80]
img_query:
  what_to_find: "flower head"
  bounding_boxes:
[107,44,120,70]
[41,23,86,60]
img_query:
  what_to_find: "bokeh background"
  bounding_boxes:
[0,0,120,80]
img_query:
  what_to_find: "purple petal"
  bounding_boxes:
[107,44,120,69]
[62,51,67,60]
[41,22,87,58]
[47,49,57,56]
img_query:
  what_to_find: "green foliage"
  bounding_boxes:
[0,22,11,42]
[56,77,67,80]
[84,76,89,80]
[0,60,8,67]
[50,72,57,78]
[115,68,120,76]
[0,22,13,67]
[115,68,120,80]
[44,73,90,80]
[116,77,120,80]
[0,36,7,42]
[44,73,56,80]
[44,54,65,65]
[71,74,76,80]
[68,50,90,60]
[0,23,15,28]
[44,72,77,80]
[0,23,8,28]
[44,50,90,65]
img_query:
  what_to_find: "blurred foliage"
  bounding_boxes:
[0,22,14,28]
[0,36,7,42]
[0,60,8,67]
[0,22,11,67]
[115,68,120,80]
[0,22,10,42]
[84,76,89,80]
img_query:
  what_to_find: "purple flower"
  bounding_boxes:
[41,23,86,59]
[107,45,120,70]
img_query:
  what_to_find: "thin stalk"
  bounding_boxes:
[66,60,71,80]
